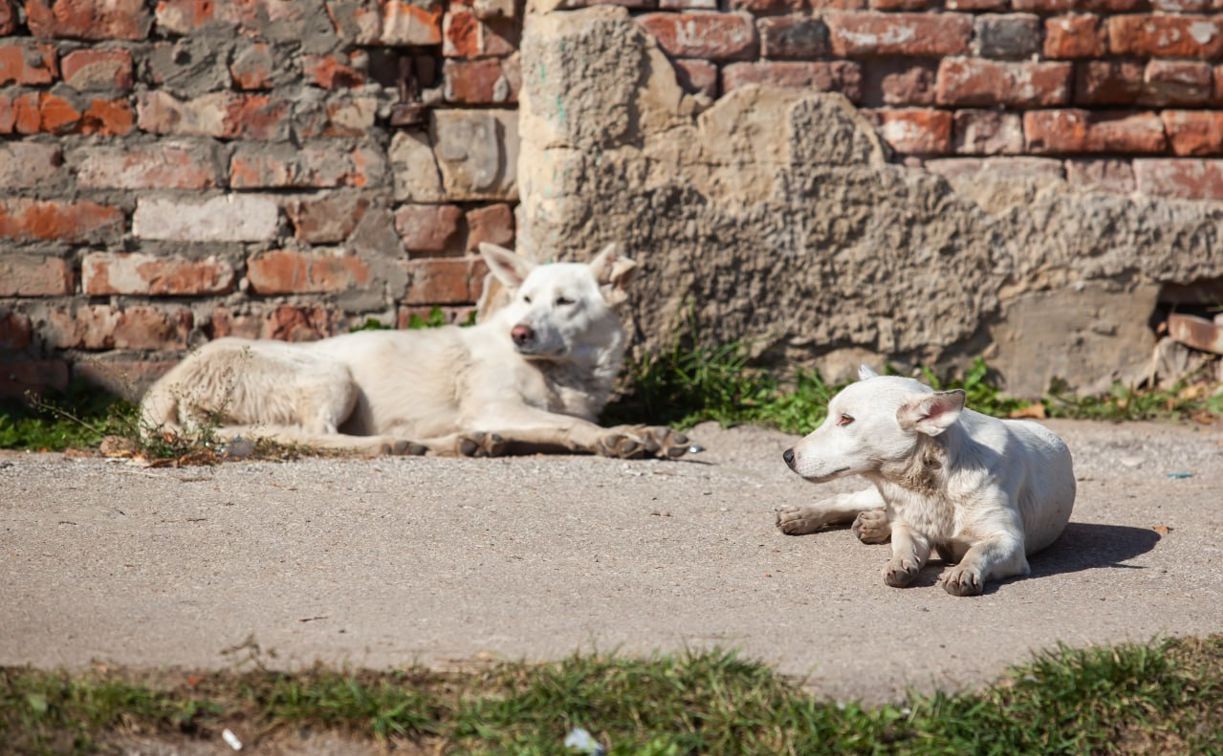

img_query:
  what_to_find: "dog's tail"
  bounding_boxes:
[137,379,182,437]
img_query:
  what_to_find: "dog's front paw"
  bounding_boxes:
[940,565,984,596]
[883,557,922,588]
[852,509,891,544]
[456,432,507,458]
[776,505,829,536]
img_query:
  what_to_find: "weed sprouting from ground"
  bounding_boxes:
[1,636,1218,753]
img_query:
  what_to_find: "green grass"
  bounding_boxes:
[2,636,1218,754]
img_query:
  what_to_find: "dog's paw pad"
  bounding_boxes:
[457,432,507,458]
[775,506,823,536]
[940,568,984,596]
[852,510,891,544]
[598,433,644,459]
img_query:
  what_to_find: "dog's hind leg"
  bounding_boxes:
[214,426,427,456]
[777,487,885,536]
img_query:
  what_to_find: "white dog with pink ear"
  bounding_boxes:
[778,366,1075,596]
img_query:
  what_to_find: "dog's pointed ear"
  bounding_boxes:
[479,243,536,290]
[857,364,879,381]
[897,389,965,436]
[590,243,637,304]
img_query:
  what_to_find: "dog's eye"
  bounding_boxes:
[556,297,575,306]
[837,413,854,427]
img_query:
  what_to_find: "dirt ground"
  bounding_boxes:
[2,420,1220,703]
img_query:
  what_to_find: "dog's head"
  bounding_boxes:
[783,365,966,482]
[478,242,636,360]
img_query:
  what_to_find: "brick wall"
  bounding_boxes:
[0,0,1220,399]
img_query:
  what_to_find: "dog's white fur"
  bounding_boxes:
[778,366,1075,595]
[139,243,690,459]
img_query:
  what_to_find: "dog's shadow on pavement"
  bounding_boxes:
[1025,523,1161,579]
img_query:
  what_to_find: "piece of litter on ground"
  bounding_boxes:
[564,727,606,755]
[1153,525,1173,536]
[222,728,242,750]
[688,444,705,454]
[1166,471,1194,479]
[1119,456,1143,468]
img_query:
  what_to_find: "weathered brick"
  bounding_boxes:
[728,0,814,12]
[0,360,68,398]
[674,58,718,96]
[247,250,372,294]
[287,194,371,243]
[403,257,488,305]
[210,305,334,342]
[74,141,217,189]
[974,14,1041,59]
[0,1,13,35]
[465,203,514,251]
[1134,159,1223,200]
[133,195,279,242]
[0,311,31,351]
[395,204,464,253]
[1144,60,1212,106]
[443,9,517,57]
[1152,0,1211,9]
[0,91,133,135]
[871,109,952,155]
[60,48,132,90]
[1107,16,1223,58]
[722,61,862,100]
[26,0,152,40]
[826,13,972,56]
[946,0,1009,10]
[389,130,446,202]
[809,0,869,8]
[953,110,1023,154]
[326,0,444,45]
[229,42,275,90]
[1065,159,1136,194]
[1162,111,1223,156]
[1025,109,1167,154]
[759,17,828,58]
[1011,0,1074,10]
[229,144,387,189]
[137,91,290,140]
[83,252,235,296]
[0,42,58,85]
[157,0,322,42]
[1080,0,1148,9]
[303,52,368,89]
[1043,14,1104,58]
[937,58,1071,107]
[862,60,937,105]
[0,199,122,243]
[432,109,519,200]
[295,96,379,139]
[46,305,192,350]
[662,0,716,8]
[1216,65,1223,103]
[925,156,1064,182]
[444,56,520,104]
[0,142,64,188]
[0,256,72,296]
[872,0,938,9]
[637,13,756,61]
[1076,60,1143,104]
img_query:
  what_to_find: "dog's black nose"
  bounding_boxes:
[783,448,795,469]
[511,324,535,346]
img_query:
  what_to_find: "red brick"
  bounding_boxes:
[443,57,520,104]
[0,42,58,85]
[296,97,379,139]
[0,142,64,188]
[1216,65,1223,103]
[247,250,372,295]
[325,0,444,45]
[662,0,716,7]
[0,199,122,243]
[637,13,757,61]
[230,42,274,90]
[0,311,31,351]
[1043,14,1105,58]
[157,0,318,40]
[936,59,1071,108]
[443,9,517,57]
[1134,159,1223,200]
[38,92,82,133]
[722,61,862,100]
[287,194,371,243]
[953,110,1023,154]
[23,94,135,136]
[0,360,68,399]
[26,0,152,40]
[80,97,135,135]
[871,108,952,155]
[210,305,335,343]
[303,52,368,89]
[46,306,192,350]
[1076,60,1143,105]
[826,13,972,56]
[674,59,718,96]
[465,203,514,251]
[873,0,937,8]
[61,49,133,90]
[403,257,488,305]
[1144,61,1212,106]
[1152,0,1211,9]
[946,0,1009,9]
[0,1,13,34]
[759,17,828,58]
[395,204,463,253]
[0,92,42,134]
[0,256,72,296]
[1162,111,1223,156]
[229,144,387,189]
[75,142,217,189]
[83,253,235,296]
[728,0,817,12]
[809,0,869,7]
[1080,0,1148,9]
[137,91,291,140]
[1012,0,1074,10]
[1065,159,1136,194]
[1108,16,1223,58]
[1024,110,1167,154]
[863,60,937,105]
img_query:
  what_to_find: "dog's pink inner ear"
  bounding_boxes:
[590,243,637,289]
[898,390,966,436]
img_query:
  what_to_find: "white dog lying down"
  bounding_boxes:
[140,243,691,459]
[778,366,1075,596]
